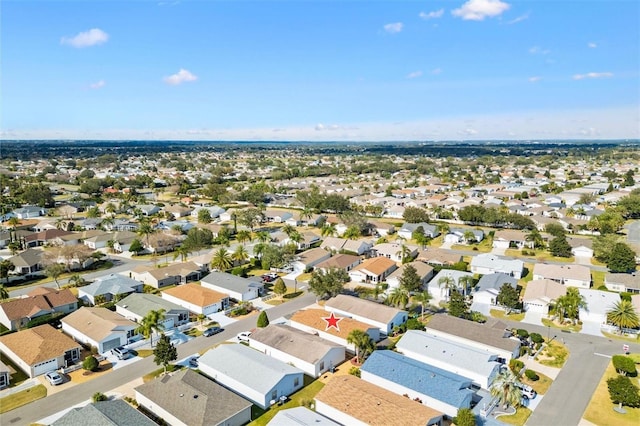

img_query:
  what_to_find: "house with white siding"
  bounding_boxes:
[324,294,407,335]
[61,307,138,354]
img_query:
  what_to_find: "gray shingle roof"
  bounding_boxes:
[476,273,518,291]
[80,274,142,297]
[200,271,255,294]
[426,315,519,353]
[199,343,303,394]
[134,369,252,426]
[324,294,406,324]
[52,400,156,426]
[250,324,343,364]
[115,293,187,316]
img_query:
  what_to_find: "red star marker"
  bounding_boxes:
[322,312,343,332]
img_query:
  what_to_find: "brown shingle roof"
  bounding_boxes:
[426,315,519,353]
[315,254,361,270]
[0,324,80,365]
[352,257,396,276]
[290,309,374,339]
[0,288,76,321]
[61,307,137,341]
[162,283,228,307]
[523,279,567,303]
[315,375,442,426]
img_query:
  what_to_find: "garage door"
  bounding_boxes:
[102,338,121,353]
[34,358,58,376]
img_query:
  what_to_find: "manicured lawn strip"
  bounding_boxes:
[0,353,28,387]
[521,371,553,395]
[0,384,47,414]
[497,407,532,426]
[142,364,184,382]
[541,318,582,333]
[249,380,325,426]
[602,330,640,342]
[583,362,640,426]
[592,270,605,288]
[536,340,569,368]
[135,349,154,358]
[490,309,525,322]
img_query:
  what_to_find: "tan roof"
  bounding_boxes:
[290,309,374,339]
[316,254,361,270]
[494,229,528,241]
[162,283,228,307]
[0,288,77,321]
[297,247,330,265]
[62,307,137,341]
[0,324,80,365]
[250,324,343,364]
[325,295,405,324]
[523,279,567,303]
[315,375,442,426]
[533,263,591,282]
[416,248,462,265]
[388,261,433,280]
[134,261,201,279]
[352,257,396,276]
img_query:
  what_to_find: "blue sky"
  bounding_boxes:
[1,0,639,141]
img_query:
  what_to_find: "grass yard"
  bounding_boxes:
[0,384,47,414]
[249,380,325,426]
[520,264,534,283]
[522,371,553,395]
[142,364,184,382]
[134,349,154,358]
[592,270,606,288]
[490,309,525,322]
[497,407,532,426]
[536,340,569,368]
[0,353,29,387]
[583,362,640,426]
[541,318,582,333]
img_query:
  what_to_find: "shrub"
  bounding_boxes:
[612,355,638,377]
[405,318,425,330]
[257,311,269,328]
[516,329,529,339]
[525,369,539,381]
[453,407,477,426]
[83,355,99,371]
[470,311,486,323]
[231,267,246,277]
[607,375,640,407]
[519,346,530,357]
[349,367,361,377]
[620,292,632,302]
[92,392,107,402]
[530,333,544,344]
[509,359,524,374]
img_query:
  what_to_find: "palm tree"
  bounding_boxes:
[463,230,476,244]
[438,275,457,301]
[437,222,450,235]
[555,287,587,325]
[0,259,15,285]
[173,246,190,262]
[137,219,156,249]
[301,207,314,225]
[288,231,302,248]
[105,202,117,217]
[45,263,66,289]
[395,244,413,264]
[321,223,337,237]
[236,230,252,246]
[525,229,544,250]
[412,290,432,320]
[68,273,85,287]
[386,287,410,308]
[343,226,361,240]
[136,309,166,346]
[458,275,475,297]
[100,216,114,231]
[211,247,233,271]
[55,218,67,230]
[607,300,640,334]
[255,231,271,244]
[489,369,523,409]
[281,224,295,237]
[7,217,20,231]
[346,329,375,364]
[232,245,249,265]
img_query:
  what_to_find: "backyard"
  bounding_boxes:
[249,376,323,426]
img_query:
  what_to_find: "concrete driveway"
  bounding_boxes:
[522,310,545,326]
[580,321,604,336]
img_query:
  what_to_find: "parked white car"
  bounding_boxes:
[237,331,252,342]
[45,370,63,386]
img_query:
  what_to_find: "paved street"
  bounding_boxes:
[3,292,317,426]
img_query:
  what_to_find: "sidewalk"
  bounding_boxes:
[523,357,561,380]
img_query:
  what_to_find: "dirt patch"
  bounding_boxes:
[67,360,114,385]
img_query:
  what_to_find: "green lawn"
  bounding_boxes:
[541,318,582,333]
[583,361,640,426]
[249,380,325,426]
[498,407,532,426]
[142,364,184,382]
[521,371,553,395]
[0,384,47,414]
[490,309,525,322]
[134,349,154,358]
[536,340,569,368]
[1,353,29,387]
[592,270,605,288]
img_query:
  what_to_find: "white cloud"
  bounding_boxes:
[507,12,529,24]
[528,76,542,82]
[61,28,109,48]
[419,9,444,20]
[431,68,443,75]
[90,80,106,89]
[163,69,198,85]
[406,71,423,79]
[452,0,510,21]
[572,72,613,80]
[459,128,479,136]
[588,42,598,48]
[315,123,342,131]
[383,22,403,34]
[529,46,550,55]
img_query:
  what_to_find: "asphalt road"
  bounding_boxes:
[3,292,317,426]
[500,319,640,426]
[626,220,640,244]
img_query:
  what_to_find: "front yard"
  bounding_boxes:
[490,309,525,322]
[535,340,569,368]
[0,384,47,414]
[583,361,640,426]
[249,377,324,426]
[541,318,582,333]
[498,407,532,426]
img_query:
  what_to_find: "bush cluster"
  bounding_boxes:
[509,359,525,374]
[612,355,637,377]
[525,369,539,381]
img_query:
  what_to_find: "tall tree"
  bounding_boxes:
[385,287,409,308]
[153,333,178,374]
[137,219,156,249]
[549,234,572,258]
[607,300,640,334]
[0,284,9,300]
[399,264,422,293]
[232,245,249,265]
[235,230,252,246]
[497,284,520,314]
[257,310,270,328]
[437,275,456,301]
[136,309,166,346]
[0,260,15,285]
[197,208,212,224]
[45,263,66,289]
[321,223,337,237]
[211,248,233,271]
[448,289,468,318]
[555,287,587,324]
[412,290,432,320]
[308,268,350,299]
[346,329,375,364]
[273,278,287,298]
[607,243,637,273]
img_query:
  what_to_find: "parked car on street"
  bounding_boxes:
[45,370,64,386]
[237,331,252,342]
[203,326,223,337]
[189,357,199,368]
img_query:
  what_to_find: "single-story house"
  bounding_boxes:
[368,221,396,237]
[492,229,532,250]
[198,343,305,410]
[264,210,294,223]
[522,279,567,314]
[52,399,157,426]
[397,223,440,240]
[77,273,143,305]
[200,271,263,301]
[568,237,594,259]
[135,368,252,426]
[289,309,380,352]
[315,254,361,273]
[443,228,484,244]
[191,205,226,220]
[164,204,194,218]
[472,273,519,307]
[348,257,397,284]
[7,248,44,275]
[61,307,138,354]
[579,289,621,326]
[427,270,475,305]
[396,330,502,390]
[320,237,372,255]
[249,324,345,378]
[425,315,520,362]
[24,229,72,248]
[0,360,10,389]
[386,262,434,293]
[115,293,189,330]
[0,287,78,331]
[162,283,229,316]
[315,375,444,426]
[470,254,524,279]
[324,294,408,335]
[294,247,332,270]
[130,261,203,289]
[0,324,81,377]
[416,248,463,266]
[370,243,419,263]
[532,263,591,289]
[360,350,474,418]
[13,206,45,219]
[604,272,640,294]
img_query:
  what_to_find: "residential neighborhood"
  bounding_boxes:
[0,141,639,426]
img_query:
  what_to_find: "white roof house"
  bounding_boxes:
[61,307,138,354]
[268,407,340,426]
[427,270,475,305]
[200,271,263,301]
[198,343,304,409]
[470,254,524,279]
[77,273,143,306]
[532,264,591,289]
[396,330,502,390]
[578,289,621,326]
